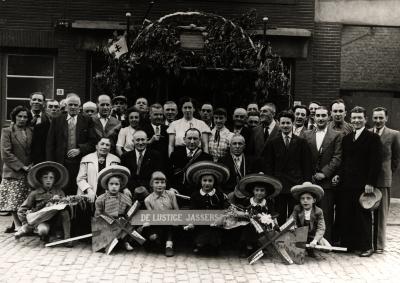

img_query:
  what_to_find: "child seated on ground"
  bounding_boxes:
[143,171,179,257]
[290,182,331,257]
[235,173,282,257]
[15,162,71,246]
[185,161,230,255]
[95,165,134,251]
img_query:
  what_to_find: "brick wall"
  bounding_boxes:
[311,22,342,106]
[341,25,400,92]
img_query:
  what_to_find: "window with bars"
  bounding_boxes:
[4,54,55,120]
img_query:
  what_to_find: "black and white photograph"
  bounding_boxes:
[0,0,400,282]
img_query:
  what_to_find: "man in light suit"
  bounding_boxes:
[248,103,280,157]
[303,106,342,241]
[371,107,400,253]
[92,95,121,153]
[46,93,96,195]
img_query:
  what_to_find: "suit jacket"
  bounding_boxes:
[339,129,382,190]
[219,154,263,194]
[263,134,313,194]
[92,116,121,150]
[290,204,325,242]
[141,123,169,159]
[369,127,400,188]
[1,126,33,179]
[248,123,280,157]
[76,152,120,195]
[303,127,342,189]
[31,112,51,164]
[120,148,164,191]
[169,147,212,194]
[46,113,96,164]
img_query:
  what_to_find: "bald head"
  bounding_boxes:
[233,108,247,128]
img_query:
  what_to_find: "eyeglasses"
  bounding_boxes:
[47,105,59,109]
[201,109,212,113]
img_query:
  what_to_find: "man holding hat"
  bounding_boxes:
[370,107,400,253]
[333,106,382,257]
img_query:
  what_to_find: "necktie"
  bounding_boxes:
[234,157,240,168]
[136,151,143,175]
[264,127,269,141]
[32,114,40,125]
[214,130,220,143]
[155,126,160,135]
[188,150,194,158]
[284,135,290,148]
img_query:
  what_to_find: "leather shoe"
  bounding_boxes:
[375,249,384,254]
[359,249,374,257]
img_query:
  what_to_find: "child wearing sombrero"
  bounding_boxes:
[236,173,282,257]
[95,165,134,251]
[290,182,331,257]
[185,161,230,254]
[15,161,71,246]
[143,171,179,257]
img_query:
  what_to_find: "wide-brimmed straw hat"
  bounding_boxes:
[237,173,282,198]
[98,165,130,190]
[291,182,324,202]
[186,161,230,186]
[27,161,69,189]
[359,189,382,210]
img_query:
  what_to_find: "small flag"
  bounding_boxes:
[108,36,128,59]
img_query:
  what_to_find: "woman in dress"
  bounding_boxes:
[167,97,211,157]
[0,106,33,232]
[116,106,141,156]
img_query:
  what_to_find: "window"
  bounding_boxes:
[4,54,54,120]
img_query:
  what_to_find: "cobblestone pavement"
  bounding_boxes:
[1,201,400,283]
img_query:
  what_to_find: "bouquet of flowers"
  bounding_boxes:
[214,205,279,232]
[27,195,90,226]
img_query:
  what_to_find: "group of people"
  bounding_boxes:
[0,91,398,259]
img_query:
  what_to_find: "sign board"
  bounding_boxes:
[130,210,225,225]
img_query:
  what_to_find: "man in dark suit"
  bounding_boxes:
[248,103,280,157]
[303,106,342,241]
[219,134,263,194]
[333,106,382,257]
[264,110,312,224]
[29,92,52,164]
[120,130,164,193]
[230,108,252,146]
[142,103,169,159]
[170,128,212,196]
[92,95,121,153]
[46,93,96,195]
[371,107,400,253]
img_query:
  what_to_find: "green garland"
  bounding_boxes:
[94,10,290,104]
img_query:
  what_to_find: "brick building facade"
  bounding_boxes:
[0,0,316,126]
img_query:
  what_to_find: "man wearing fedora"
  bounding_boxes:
[263,110,313,225]
[302,106,342,242]
[219,134,263,195]
[370,107,400,253]
[333,106,382,257]
[111,95,129,127]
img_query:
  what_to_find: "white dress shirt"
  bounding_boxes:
[354,127,365,141]
[316,126,328,151]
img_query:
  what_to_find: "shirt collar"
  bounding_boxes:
[355,126,365,135]
[67,114,76,121]
[153,190,168,199]
[267,120,276,131]
[186,147,198,155]
[282,132,293,139]
[31,111,42,117]
[200,188,216,196]
[250,197,266,207]
[231,153,243,162]
[98,113,109,120]
[316,126,328,133]
[374,126,385,135]
[135,148,146,156]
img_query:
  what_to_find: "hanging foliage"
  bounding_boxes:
[94,10,290,106]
